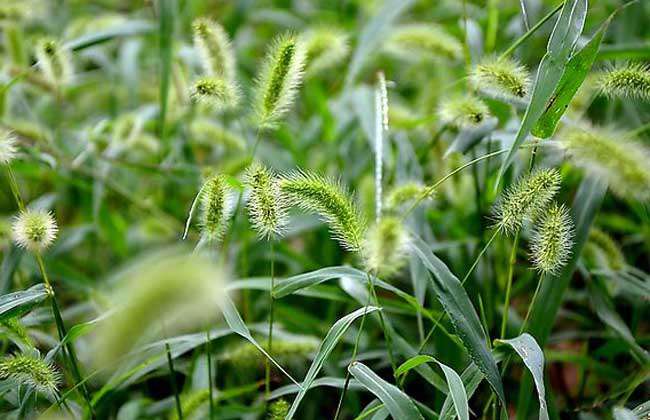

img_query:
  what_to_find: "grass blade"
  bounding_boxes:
[0,283,50,321]
[349,361,424,420]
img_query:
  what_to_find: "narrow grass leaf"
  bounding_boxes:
[286,306,379,419]
[395,355,468,420]
[410,234,506,408]
[0,245,23,294]
[495,334,549,420]
[64,21,154,51]
[497,0,588,185]
[268,377,363,399]
[348,361,424,420]
[0,284,50,321]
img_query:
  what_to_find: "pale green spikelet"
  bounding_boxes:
[223,338,318,368]
[301,27,349,76]
[362,216,410,277]
[438,95,490,129]
[385,182,433,211]
[1,318,33,349]
[35,38,73,86]
[245,163,288,239]
[11,209,58,252]
[530,203,574,274]
[0,353,60,397]
[267,399,290,420]
[169,388,211,420]
[0,129,18,164]
[559,125,650,201]
[280,171,366,251]
[598,63,650,101]
[192,17,236,82]
[385,24,463,61]
[200,174,233,242]
[254,33,306,128]
[471,56,530,100]
[189,118,246,150]
[190,76,239,110]
[493,168,562,235]
[586,228,625,271]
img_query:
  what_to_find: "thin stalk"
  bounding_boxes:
[265,240,276,397]
[165,341,183,420]
[500,232,519,338]
[499,2,564,60]
[518,0,531,31]
[519,273,544,333]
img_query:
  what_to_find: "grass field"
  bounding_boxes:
[0,0,649,419]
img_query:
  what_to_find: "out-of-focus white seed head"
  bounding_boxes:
[12,210,58,252]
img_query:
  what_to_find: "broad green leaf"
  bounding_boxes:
[349,362,424,420]
[0,283,50,322]
[219,295,301,387]
[496,334,549,420]
[497,0,587,184]
[345,0,415,86]
[396,355,469,420]
[286,306,380,419]
[533,6,628,138]
[517,176,607,417]
[410,234,506,408]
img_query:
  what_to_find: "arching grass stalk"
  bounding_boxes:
[265,240,276,397]
[3,164,93,416]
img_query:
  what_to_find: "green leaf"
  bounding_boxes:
[64,21,154,51]
[496,334,549,420]
[0,245,23,295]
[517,176,607,416]
[395,355,469,420]
[410,234,506,408]
[286,306,380,419]
[219,295,301,387]
[613,407,638,420]
[497,0,588,184]
[0,283,50,322]
[349,362,424,420]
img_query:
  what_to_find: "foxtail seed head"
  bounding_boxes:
[560,125,650,201]
[267,399,290,420]
[0,353,60,398]
[191,77,239,110]
[598,63,650,101]
[12,210,58,252]
[471,56,530,100]
[492,168,562,235]
[200,174,232,242]
[192,18,236,82]
[245,163,288,239]
[585,228,625,272]
[385,182,432,211]
[254,33,306,128]
[362,216,409,277]
[530,203,574,274]
[385,24,463,61]
[280,171,366,252]
[169,388,211,420]
[301,27,349,76]
[0,129,18,164]
[438,95,490,129]
[35,38,73,86]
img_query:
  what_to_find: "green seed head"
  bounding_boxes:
[472,56,530,100]
[493,168,562,235]
[11,209,58,252]
[169,388,211,420]
[385,182,432,211]
[438,95,490,129]
[35,38,73,86]
[530,203,574,274]
[267,399,290,420]
[280,171,366,252]
[191,76,239,110]
[301,26,349,76]
[362,216,409,277]
[245,163,288,239]
[0,129,18,164]
[200,174,232,242]
[189,118,246,151]
[598,63,650,101]
[222,338,318,370]
[0,354,60,398]
[585,228,625,272]
[254,33,306,128]
[385,23,463,61]
[560,124,650,201]
[192,17,236,82]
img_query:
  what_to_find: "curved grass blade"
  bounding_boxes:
[64,21,154,51]
[496,0,588,185]
[268,377,363,400]
[286,306,380,419]
[410,234,506,408]
[495,334,549,420]
[219,295,301,387]
[0,283,50,321]
[349,362,424,420]
[395,355,468,420]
